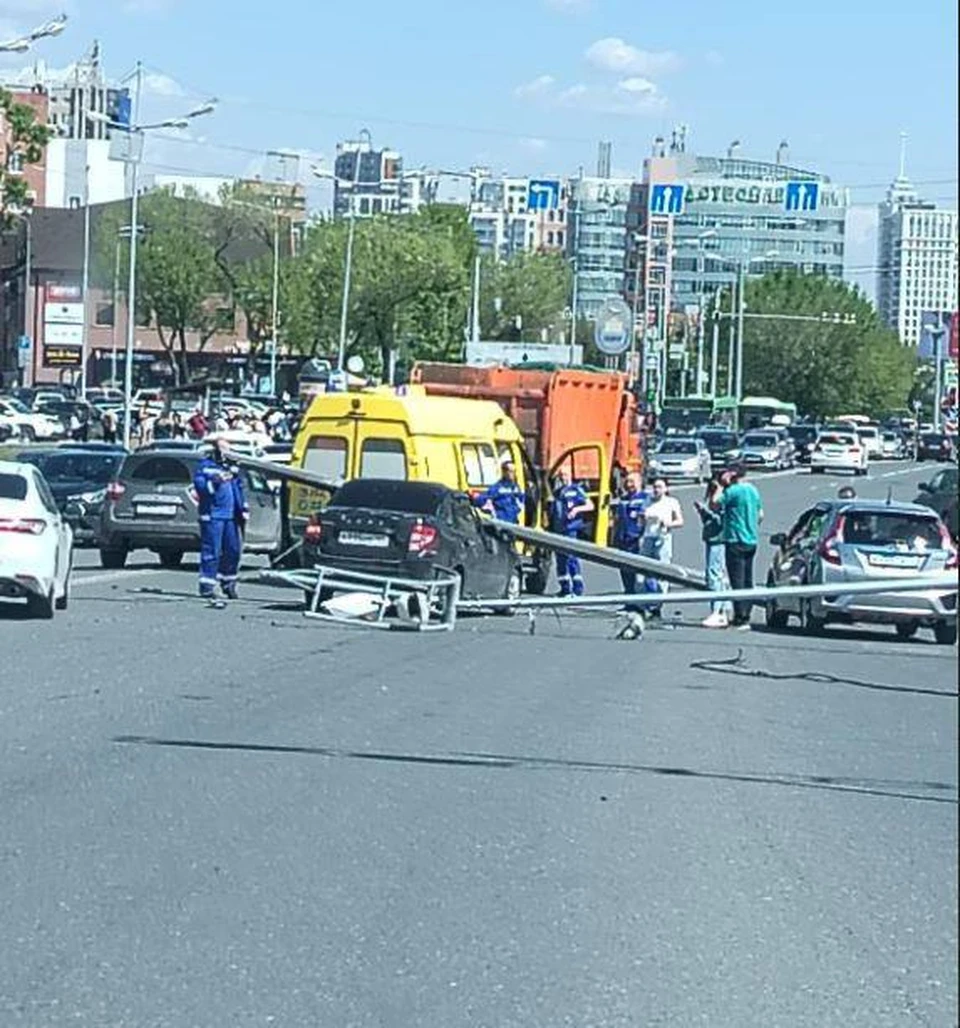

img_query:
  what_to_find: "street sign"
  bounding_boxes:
[785,181,819,212]
[649,183,685,215]
[17,335,31,370]
[594,298,632,356]
[920,310,952,359]
[644,355,659,370]
[466,341,583,366]
[527,179,560,211]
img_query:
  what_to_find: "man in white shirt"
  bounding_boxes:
[640,476,684,617]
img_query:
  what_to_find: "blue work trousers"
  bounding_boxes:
[556,531,585,596]
[640,533,672,614]
[199,518,242,596]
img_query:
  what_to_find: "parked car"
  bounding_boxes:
[0,397,63,442]
[16,448,126,546]
[810,431,868,476]
[697,429,743,468]
[301,478,522,608]
[764,499,957,644]
[98,450,281,568]
[916,432,956,462]
[915,467,959,542]
[739,430,791,471]
[785,423,819,464]
[0,460,73,618]
[647,437,712,481]
[856,424,884,459]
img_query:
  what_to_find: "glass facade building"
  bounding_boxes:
[568,177,632,321]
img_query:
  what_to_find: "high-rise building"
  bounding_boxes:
[876,148,958,347]
[468,171,568,259]
[333,132,424,217]
[568,176,631,321]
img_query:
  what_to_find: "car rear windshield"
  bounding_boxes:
[331,480,444,516]
[701,432,739,449]
[787,426,818,442]
[842,511,943,549]
[29,454,121,484]
[658,440,697,455]
[743,434,777,447]
[921,433,946,444]
[125,456,194,484]
[818,434,855,446]
[0,473,28,500]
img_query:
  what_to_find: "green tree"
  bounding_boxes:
[0,89,51,217]
[479,251,572,343]
[740,270,915,418]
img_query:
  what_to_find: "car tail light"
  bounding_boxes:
[106,482,125,503]
[817,515,845,566]
[849,446,860,454]
[0,518,47,535]
[303,515,322,545]
[408,518,439,555]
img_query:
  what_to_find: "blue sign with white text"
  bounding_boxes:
[785,181,819,212]
[528,179,560,210]
[649,183,685,215]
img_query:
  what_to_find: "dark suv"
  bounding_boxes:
[99,450,281,568]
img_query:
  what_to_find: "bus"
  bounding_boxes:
[713,396,798,430]
[659,397,715,434]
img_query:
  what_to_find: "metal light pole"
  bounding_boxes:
[337,198,356,372]
[80,163,91,396]
[270,199,280,395]
[735,259,746,406]
[709,291,720,398]
[111,236,122,386]
[471,252,481,346]
[22,214,32,387]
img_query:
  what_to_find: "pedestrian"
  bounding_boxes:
[550,467,594,597]
[639,476,684,618]
[475,459,526,525]
[171,412,186,440]
[153,411,173,442]
[193,435,250,601]
[695,470,733,628]
[612,470,649,611]
[102,410,117,445]
[720,465,764,629]
[187,408,207,440]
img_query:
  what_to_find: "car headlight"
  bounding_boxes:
[725,449,741,459]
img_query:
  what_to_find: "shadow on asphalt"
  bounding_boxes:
[690,648,958,699]
[751,622,952,649]
[113,735,958,806]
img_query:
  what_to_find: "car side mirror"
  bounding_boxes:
[769,532,786,547]
[917,482,931,493]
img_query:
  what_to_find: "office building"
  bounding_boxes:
[568,176,631,321]
[876,162,958,347]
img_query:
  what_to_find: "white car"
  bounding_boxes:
[856,424,884,459]
[810,431,868,476]
[207,430,270,458]
[0,397,63,442]
[648,437,712,482]
[880,430,906,460]
[0,461,73,618]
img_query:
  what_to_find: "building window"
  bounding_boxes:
[6,151,24,174]
[95,302,115,327]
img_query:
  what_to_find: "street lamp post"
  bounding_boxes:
[80,163,91,396]
[87,69,216,448]
[0,14,67,52]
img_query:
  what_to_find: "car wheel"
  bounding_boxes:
[55,572,70,611]
[494,567,523,617]
[800,598,825,635]
[100,545,128,570]
[894,620,919,640]
[765,591,790,631]
[158,549,184,569]
[20,425,36,443]
[933,620,958,646]
[27,586,55,620]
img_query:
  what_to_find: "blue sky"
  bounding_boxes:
[3,0,957,293]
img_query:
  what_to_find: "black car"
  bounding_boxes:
[14,448,126,545]
[302,479,521,605]
[916,467,959,541]
[697,429,742,468]
[916,432,956,462]
[786,424,820,464]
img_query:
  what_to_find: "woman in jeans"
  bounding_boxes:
[694,470,732,628]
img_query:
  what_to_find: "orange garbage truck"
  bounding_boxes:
[409,362,645,591]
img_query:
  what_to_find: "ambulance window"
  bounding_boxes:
[360,438,407,480]
[304,436,347,480]
[461,443,499,487]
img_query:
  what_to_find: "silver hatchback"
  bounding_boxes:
[765,499,958,644]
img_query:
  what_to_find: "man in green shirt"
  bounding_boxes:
[721,466,764,628]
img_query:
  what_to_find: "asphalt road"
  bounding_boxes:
[2,461,957,1027]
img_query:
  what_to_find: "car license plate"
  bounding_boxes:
[867,553,919,568]
[135,503,178,517]
[339,531,389,547]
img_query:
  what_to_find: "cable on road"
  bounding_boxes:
[690,649,958,699]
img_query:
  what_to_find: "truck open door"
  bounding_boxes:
[523,442,610,595]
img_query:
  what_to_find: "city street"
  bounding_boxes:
[2,463,957,1027]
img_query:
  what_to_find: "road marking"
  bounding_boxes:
[73,569,164,588]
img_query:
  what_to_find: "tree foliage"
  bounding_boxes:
[479,251,572,343]
[0,88,52,217]
[741,270,915,418]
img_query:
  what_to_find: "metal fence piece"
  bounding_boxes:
[456,574,959,612]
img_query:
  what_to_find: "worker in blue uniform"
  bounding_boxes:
[612,470,650,610]
[475,459,526,524]
[193,436,249,600]
[550,467,594,596]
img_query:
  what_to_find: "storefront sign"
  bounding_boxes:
[43,345,82,367]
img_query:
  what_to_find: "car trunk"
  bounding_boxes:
[320,507,419,562]
[837,514,947,577]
